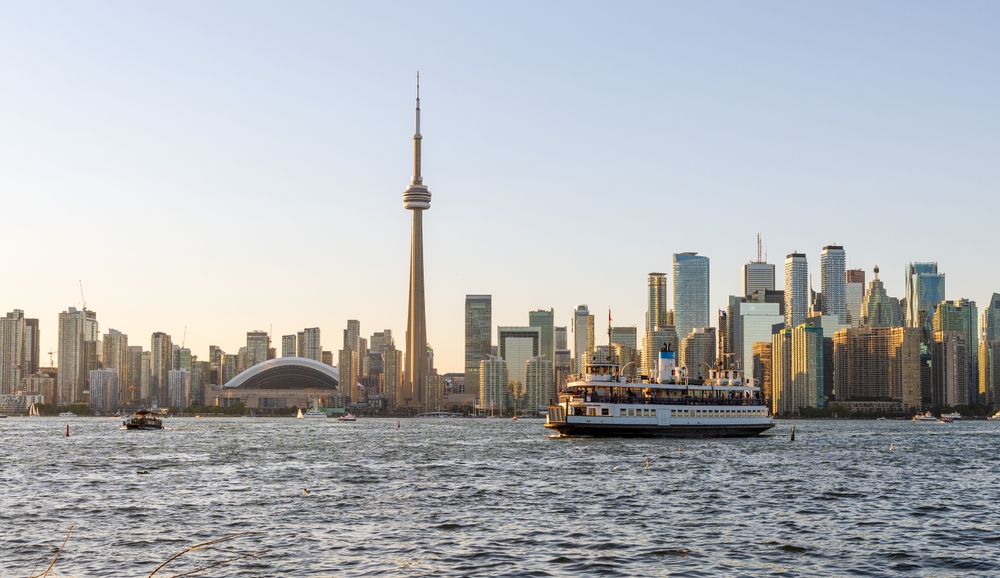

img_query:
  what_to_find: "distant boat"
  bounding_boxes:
[337,412,357,422]
[990,411,1000,421]
[123,410,163,430]
[296,408,304,420]
[28,403,40,417]
[303,399,327,419]
[912,412,941,423]
[511,416,518,421]
[941,412,963,421]
[876,417,888,421]
[59,411,76,418]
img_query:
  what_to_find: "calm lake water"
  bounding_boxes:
[1,417,999,577]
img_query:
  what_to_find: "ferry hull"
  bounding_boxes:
[545,422,775,438]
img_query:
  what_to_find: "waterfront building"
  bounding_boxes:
[167,369,191,409]
[498,326,541,405]
[572,305,594,373]
[370,330,393,355]
[821,245,847,324]
[0,310,26,395]
[57,307,95,405]
[524,357,554,414]
[784,253,808,329]
[982,293,1000,342]
[479,356,508,414]
[401,78,433,408]
[88,368,119,414]
[743,262,776,298]
[150,332,173,406]
[933,299,979,402]
[643,325,679,379]
[125,346,143,403]
[281,335,296,357]
[751,342,772,398]
[140,351,152,400]
[673,252,710,340]
[610,326,637,351]
[905,262,946,329]
[554,327,567,351]
[679,327,716,381]
[246,331,269,368]
[791,324,824,411]
[322,351,334,366]
[222,352,238,386]
[554,349,572,392]
[174,347,192,372]
[22,317,39,377]
[647,272,668,331]
[463,295,492,400]
[860,266,903,327]
[338,348,361,404]
[931,330,967,407]
[529,308,555,362]
[979,340,1000,405]
[749,289,785,316]
[383,343,403,408]
[344,320,361,351]
[102,329,128,404]
[845,269,865,328]
[738,302,783,382]
[298,327,322,362]
[771,329,793,415]
[211,358,340,410]
[832,327,922,411]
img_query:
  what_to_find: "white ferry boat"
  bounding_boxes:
[546,345,774,438]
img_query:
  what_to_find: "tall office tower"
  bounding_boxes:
[979,340,1000,405]
[190,360,210,406]
[102,329,128,403]
[679,327,716,381]
[150,332,173,406]
[281,335,296,357]
[167,368,191,409]
[771,329,793,415]
[246,331,269,367]
[554,327,568,350]
[296,331,306,357]
[382,343,403,408]
[931,331,967,407]
[300,327,322,361]
[647,272,668,331]
[524,357,554,414]
[643,326,679,378]
[905,262,946,328]
[673,253,710,340]
[820,245,847,323]
[749,289,786,316]
[57,307,91,405]
[721,296,743,368]
[322,351,334,366]
[860,267,899,327]
[140,351,152,399]
[784,253,808,329]
[832,327,922,410]
[737,302,783,382]
[610,326,637,350]
[338,348,361,404]
[370,330,393,355]
[572,305,594,372]
[479,356,508,414]
[401,76,433,409]
[529,309,555,362]
[554,349,572,391]
[982,293,1000,342]
[845,269,865,328]
[126,346,143,403]
[464,295,492,399]
[497,326,541,405]
[343,320,361,350]
[743,237,775,297]
[752,342,772,398]
[0,310,26,394]
[23,318,39,376]
[933,299,978,402]
[88,368,119,414]
[791,324,824,411]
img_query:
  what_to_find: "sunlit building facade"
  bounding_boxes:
[784,253,808,329]
[673,253,710,341]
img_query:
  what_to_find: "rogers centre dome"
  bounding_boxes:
[210,357,340,410]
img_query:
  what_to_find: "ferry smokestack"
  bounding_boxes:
[658,348,676,384]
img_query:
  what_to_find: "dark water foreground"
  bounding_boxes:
[2,417,998,577]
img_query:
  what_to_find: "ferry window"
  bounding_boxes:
[670,410,676,417]
[620,409,626,416]
[651,409,656,417]
[628,409,634,417]
[602,408,609,416]
[696,410,701,418]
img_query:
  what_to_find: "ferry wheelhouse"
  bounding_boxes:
[545,345,775,438]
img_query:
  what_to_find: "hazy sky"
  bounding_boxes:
[2,2,998,372]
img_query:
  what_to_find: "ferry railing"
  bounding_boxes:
[565,394,767,407]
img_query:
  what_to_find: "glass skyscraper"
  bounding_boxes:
[784,253,808,329]
[465,295,492,399]
[528,308,555,363]
[647,272,668,331]
[905,262,946,329]
[821,245,847,324]
[673,253,710,341]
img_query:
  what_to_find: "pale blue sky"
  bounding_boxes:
[1,2,997,371]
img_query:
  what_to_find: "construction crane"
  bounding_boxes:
[182,327,187,348]
[48,349,54,367]
[79,280,86,310]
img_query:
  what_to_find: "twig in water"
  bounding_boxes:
[147,532,260,578]
[167,549,270,577]
[29,525,74,578]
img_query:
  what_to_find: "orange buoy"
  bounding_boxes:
[397,420,400,429]
[65,423,69,437]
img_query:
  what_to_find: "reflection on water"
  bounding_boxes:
[2,417,999,576]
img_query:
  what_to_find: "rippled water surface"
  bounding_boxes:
[2,417,1000,577]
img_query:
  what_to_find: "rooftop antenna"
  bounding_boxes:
[757,233,762,263]
[182,327,187,348]
[48,349,54,366]
[79,280,86,310]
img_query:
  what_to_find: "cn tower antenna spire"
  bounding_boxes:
[412,71,422,185]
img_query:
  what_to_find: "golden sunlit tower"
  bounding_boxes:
[402,74,431,407]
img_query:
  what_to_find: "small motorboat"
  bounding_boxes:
[337,412,357,422]
[59,411,76,418]
[303,399,328,419]
[941,412,962,421]
[123,410,163,430]
[912,412,941,423]
[511,416,518,421]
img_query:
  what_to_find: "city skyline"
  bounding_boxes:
[2,3,998,373]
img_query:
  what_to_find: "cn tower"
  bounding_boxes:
[402,73,431,407]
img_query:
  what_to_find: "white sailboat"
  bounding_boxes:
[296,407,304,419]
[28,403,40,417]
